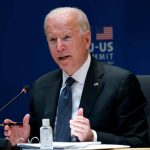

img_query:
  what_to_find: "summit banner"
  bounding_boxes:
[90,26,114,65]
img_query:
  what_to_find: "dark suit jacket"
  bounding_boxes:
[29,57,148,147]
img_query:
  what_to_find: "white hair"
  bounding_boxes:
[44,7,90,33]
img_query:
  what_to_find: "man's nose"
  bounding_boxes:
[56,39,64,52]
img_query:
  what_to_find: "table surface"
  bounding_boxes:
[20,148,150,150]
[112,149,150,150]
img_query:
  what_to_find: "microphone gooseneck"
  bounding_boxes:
[0,85,30,112]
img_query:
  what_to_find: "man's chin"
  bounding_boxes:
[60,66,74,75]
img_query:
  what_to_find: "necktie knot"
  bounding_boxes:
[66,77,75,87]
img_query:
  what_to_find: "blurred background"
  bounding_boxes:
[0,0,150,137]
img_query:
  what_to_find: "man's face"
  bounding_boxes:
[45,13,91,75]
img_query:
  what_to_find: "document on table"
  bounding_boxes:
[17,142,130,149]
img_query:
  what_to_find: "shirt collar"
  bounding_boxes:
[62,53,91,86]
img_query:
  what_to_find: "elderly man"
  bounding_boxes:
[4,7,148,147]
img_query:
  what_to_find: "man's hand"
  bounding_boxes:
[70,108,94,141]
[4,114,30,146]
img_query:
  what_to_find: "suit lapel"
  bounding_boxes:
[44,70,62,128]
[80,57,104,118]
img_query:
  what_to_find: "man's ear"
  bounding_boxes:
[84,30,91,50]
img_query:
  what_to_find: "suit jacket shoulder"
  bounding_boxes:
[32,69,62,89]
[30,69,62,133]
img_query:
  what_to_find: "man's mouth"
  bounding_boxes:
[59,55,70,60]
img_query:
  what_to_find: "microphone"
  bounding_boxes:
[0,85,30,113]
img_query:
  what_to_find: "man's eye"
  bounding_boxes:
[50,38,56,42]
[63,36,71,40]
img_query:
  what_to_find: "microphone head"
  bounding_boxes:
[22,85,30,94]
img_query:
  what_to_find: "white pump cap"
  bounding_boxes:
[42,119,50,126]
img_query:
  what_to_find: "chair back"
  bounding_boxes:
[137,75,150,143]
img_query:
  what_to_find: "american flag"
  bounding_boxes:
[96,27,113,40]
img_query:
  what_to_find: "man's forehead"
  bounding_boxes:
[45,14,79,30]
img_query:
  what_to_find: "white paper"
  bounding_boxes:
[17,142,130,149]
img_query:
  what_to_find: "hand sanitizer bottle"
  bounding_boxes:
[40,119,53,150]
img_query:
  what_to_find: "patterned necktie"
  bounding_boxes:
[55,77,75,141]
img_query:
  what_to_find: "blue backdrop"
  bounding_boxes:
[0,0,150,137]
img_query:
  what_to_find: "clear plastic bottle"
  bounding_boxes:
[40,119,53,150]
